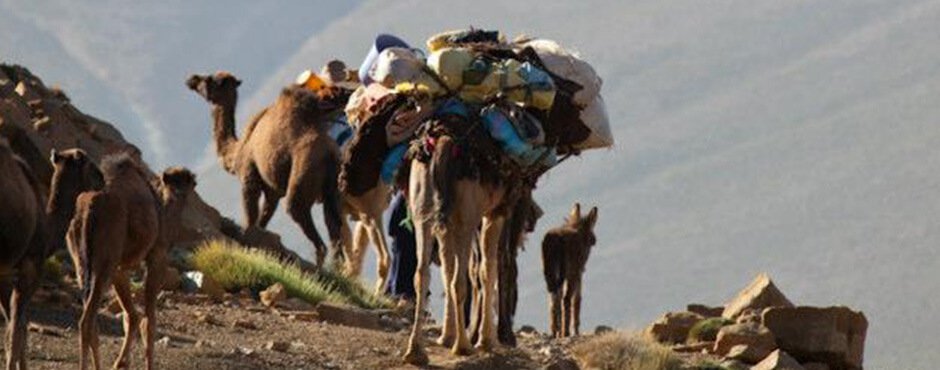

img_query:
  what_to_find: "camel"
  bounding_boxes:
[65,153,195,370]
[542,203,598,338]
[403,114,517,365]
[186,72,346,268]
[1,145,102,370]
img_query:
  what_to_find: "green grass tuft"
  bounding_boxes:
[571,332,683,370]
[687,317,734,343]
[190,239,391,309]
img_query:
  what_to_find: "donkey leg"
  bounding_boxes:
[573,281,583,337]
[2,279,13,368]
[474,216,504,351]
[562,281,576,338]
[345,221,369,277]
[112,271,140,369]
[141,248,167,370]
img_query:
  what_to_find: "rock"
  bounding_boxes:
[688,317,734,343]
[672,341,713,353]
[723,273,794,320]
[264,340,290,352]
[721,359,749,370]
[162,267,182,291]
[594,325,613,335]
[287,312,319,322]
[543,357,579,370]
[713,323,776,362]
[156,336,171,348]
[196,312,222,326]
[259,283,287,307]
[802,363,829,370]
[315,302,382,330]
[539,345,565,358]
[518,325,539,336]
[761,306,867,370]
[752,349,805,370]
[195,339,215,348]
[276,297,314,311]
[232,319,258,330]
[687,303,724,318]
[644,311,704,344]
[182,271,225,301]
[736,308,762,325]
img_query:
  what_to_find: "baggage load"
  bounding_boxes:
[457,58,555,110]
[345,83,397,128]
[369,47,445,94]
[327,113,353,148]
[519,39,602,108]
[386,97,434,146]
[481,105,557,167]
[295,69,326,91]
[427,29,503,52]
[380,142,409,184]
[574,95,613,150]
[426,47,475,91]
[358,34,411,85]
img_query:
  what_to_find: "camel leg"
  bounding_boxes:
[498,239,518,346]
[141,248,167,370]
[435,234,457,349]
[403,163,431,366]
[468,243,482,345]
[7,259,39,370]
[369,218,391,296]
[241,169,263,228]
[448,228,474,356]
[285,161,328,267]
[345,221,368,277]
[474,216,504,351]
[112,270,140,369]
[258,187,281,228]
[79,271,110,370]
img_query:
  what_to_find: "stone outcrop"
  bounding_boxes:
[752,350,805,370]
[722,273,793,319]
[644,311,703,344]
[762,306,867,370]
[713,322,776,363]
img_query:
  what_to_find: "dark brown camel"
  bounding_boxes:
[66,154,195,370]
[1,145,102,370]
[186,72,346,267]
[542,203,598,338]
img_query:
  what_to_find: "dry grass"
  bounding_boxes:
[190,239,391,309]
[571,331,683,370]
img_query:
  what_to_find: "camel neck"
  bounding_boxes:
[211,103,240,173]
[46,187,79,252]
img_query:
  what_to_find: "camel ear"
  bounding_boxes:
[569,203,581,223]
[586,207,598,228]
[234,78,242,87]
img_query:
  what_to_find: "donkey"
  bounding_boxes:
[542,203,598,338]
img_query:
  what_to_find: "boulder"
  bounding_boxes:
[594,325,613,335]
[644,311,703,344]
[264,341,290,352]
[259,283,287,307]
[687,303,724,318]
[761,306,867,370]
[315,302,382,330]
[713,322,776,362]
[752,350,805,370]
[722,273,793,320]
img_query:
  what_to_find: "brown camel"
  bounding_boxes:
[186,72,346,267]
[1,145,102,370]
[542,203,598,338]
[403,115,516,365]
[66,154,195,370]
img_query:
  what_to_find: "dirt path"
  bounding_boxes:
[3,289,578,369]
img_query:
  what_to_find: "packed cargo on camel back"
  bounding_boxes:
[296,27,612,363]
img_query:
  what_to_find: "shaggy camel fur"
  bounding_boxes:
[542,203,598,338]
[187,72,345,268]
[66,154,195,370]
[1,145,102,370]
[403,116,514,365]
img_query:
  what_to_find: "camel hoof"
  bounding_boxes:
[474,338,500,352]
[435,334,455,348]
[452,343,474,356]
[403,349,429,366]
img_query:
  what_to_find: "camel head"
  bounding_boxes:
[49,148,104,198]
[159,166,197,208]
[566,203,599,247]
[186,71,241,106]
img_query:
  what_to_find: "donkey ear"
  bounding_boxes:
[586,207,598,228]
[569,203,581,222]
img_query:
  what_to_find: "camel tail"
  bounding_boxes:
[322,150,344,255]
[430,135,457,230]
[73,195,100,300]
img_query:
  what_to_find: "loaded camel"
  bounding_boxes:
[542,203,598,338]
[1,144,103,370]
[65,153,196,370]
[186,72,346,268]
